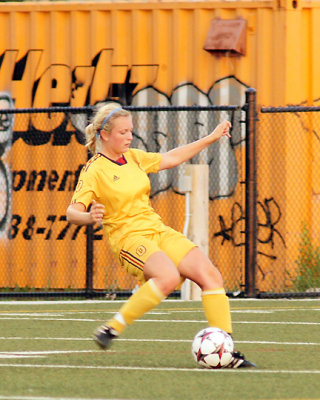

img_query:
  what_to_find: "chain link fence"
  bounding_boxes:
[1,97,319,299]
[0,104,246,298]
[257,106,320,297]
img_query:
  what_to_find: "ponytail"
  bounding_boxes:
[85,123,96,155]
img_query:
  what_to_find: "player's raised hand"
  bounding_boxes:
[89,200,105,224]
[208,120,232,143]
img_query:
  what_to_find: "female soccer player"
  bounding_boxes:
[66,103,255,368]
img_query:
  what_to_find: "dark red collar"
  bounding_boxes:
[99,153,127,165]
[116,155,126,165]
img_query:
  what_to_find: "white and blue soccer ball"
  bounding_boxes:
[191,327,234,369]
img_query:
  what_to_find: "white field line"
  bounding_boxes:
[0,349,103,359]
[0,316,319,325]
[0,355,45,359]
[0,298,319,305]
[0,350,101,356]
[0,310,320,317]
[0,396,133,400]
[0,312,172,316]
[0,317,97,322]
[137,319,320,325]
[0,337,319,346]
[0,300,128,305]
[0,313,64,317]
[0,363,319,374]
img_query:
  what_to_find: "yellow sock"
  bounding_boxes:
[201,288,232,334]
[106,279,165,335]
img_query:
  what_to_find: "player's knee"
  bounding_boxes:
[170,271,181,291]
[158,271,181,295]
[198,264,224,290]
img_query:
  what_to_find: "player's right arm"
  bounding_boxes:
[159,120,231,171]
[66,200,105,225]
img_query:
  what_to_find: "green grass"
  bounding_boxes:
[0,299,319,400]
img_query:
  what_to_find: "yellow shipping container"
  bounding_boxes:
[0,0,319,292]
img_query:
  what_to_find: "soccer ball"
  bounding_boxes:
[191,327,234,369]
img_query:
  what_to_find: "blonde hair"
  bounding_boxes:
[85,103,130,155]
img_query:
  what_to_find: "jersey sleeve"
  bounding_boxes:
[131,148,162,173]
[70,167,97,210]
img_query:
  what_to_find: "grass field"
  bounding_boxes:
[0,298,319,400]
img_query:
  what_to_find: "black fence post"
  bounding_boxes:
[86,147,94,298]
[244,88,258,297]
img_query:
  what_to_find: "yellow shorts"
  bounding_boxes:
[117,226,196,283]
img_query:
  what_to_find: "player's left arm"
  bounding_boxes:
[158,120,231,171]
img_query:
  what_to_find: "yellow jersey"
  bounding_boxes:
[71,149,165,250]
